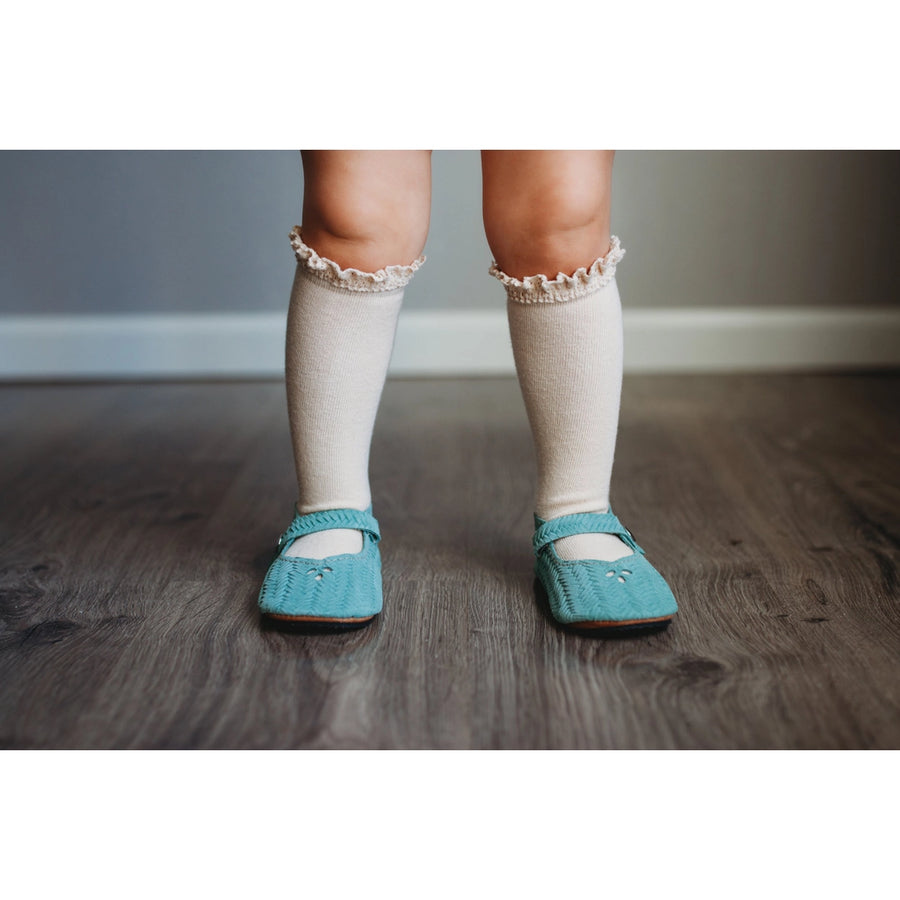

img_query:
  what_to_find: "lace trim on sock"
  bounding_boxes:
[289,226,425,292]
[489,235,625,304]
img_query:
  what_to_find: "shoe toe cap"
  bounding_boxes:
[258,547,383,619]
[539,554,678,624]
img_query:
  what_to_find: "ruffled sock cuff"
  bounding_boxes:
[289,226,425,292]
[489,235,625,304]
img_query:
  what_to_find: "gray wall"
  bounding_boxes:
[2,150,898,315]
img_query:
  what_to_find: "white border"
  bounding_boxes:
[1,307,898,380]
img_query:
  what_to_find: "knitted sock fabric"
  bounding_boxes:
[283,226,423,559]
[493,236,634,562]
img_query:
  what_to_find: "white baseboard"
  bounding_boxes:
[1,307,898,380]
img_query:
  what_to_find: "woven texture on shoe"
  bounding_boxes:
[258,533,383,619]
[536,551,678,625]
[259,506,384,618]
[277,507,381,550]
[532,511,642,556]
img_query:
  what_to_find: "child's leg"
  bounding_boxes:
[284,150,431,559]
[482,149,633,562]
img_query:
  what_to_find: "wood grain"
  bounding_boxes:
[1,373,898,748]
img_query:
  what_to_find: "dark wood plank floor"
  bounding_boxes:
[1,373,898,749]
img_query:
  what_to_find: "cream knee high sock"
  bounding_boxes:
[493,236,634,562]
[283,227,423,559]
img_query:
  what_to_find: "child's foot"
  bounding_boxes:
[532,509,678,630]
[258,507,384,624]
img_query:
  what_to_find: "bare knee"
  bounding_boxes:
[482,150,614,279]
[484,201,610,280]
[301,150,432,271]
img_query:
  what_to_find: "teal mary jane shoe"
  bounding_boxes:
[533,509,678,633]
[258,506,383,627]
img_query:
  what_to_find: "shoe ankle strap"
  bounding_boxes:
[277,506,381,550]
[532,510,644,555]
